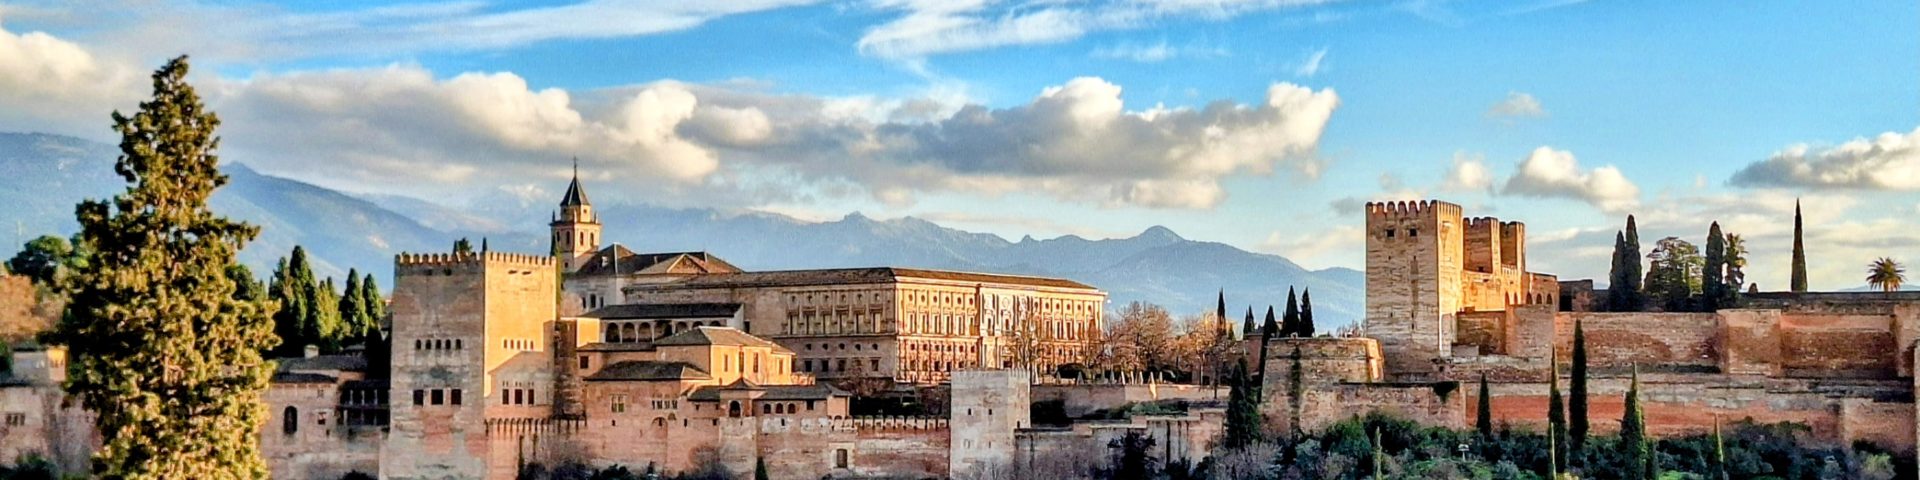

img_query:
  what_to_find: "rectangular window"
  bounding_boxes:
[514,389,524,405]
[451,389,463,405]
[430,389,444,405]
[1386,229,1395,238]
[580,355,590,369]
[612,394,628,413]
[502,390,510,405]
[1409,228,1419,237]
[4,413,24,426]
[413,390,425,405]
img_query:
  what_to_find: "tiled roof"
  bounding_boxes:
[653,327,791,353]
[582,303,740,320]
[573,246,742,276]
[578,342,657,352]
[687,382,850,401]
[561,175,590,207]
[271,372,338,384]
[644,267,1097,290]
[586,361,711,381]
[277,354,367,373]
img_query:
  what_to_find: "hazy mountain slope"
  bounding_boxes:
[0,132,1367,326]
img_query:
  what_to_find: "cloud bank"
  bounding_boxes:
[1729,127,1920,190]
[1501,146,1639,212]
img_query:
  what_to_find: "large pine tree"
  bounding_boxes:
[47,56,278,478]
[1791,200,1808,293]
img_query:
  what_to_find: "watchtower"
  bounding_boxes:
[551,162,601,272]
[1362,200,1464,379]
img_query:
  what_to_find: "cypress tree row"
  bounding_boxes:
[1242,307,1256,338]
[1476,373,1493,440]
[1569,319,1590,463]
[340,270,371,339]
[1299,288,1316,337]
[47,56,278,477]
[1620,365,1652,480]
[1704,222,1727,311]
[360,273,385,325]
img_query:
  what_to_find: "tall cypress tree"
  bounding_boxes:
[1216,289,1227,325]
[1547,352,1567,474]
[361,273,384,323]
[1476,373,1493,440]
[1704,222,1727,311]
[1241,307,1255,339]
[1619,215,1646,311]
[1569,319,1590,462]
[1708,416,1727,480]
[47,56,278,478]
[1299,288,1316,337]
[269,252,309,357]
[1256,306,1277,388]
[1620,365,1651,480]
[339,270,369,339]
[1607,231,1629,311]
[1791,200,1808,293]
[1281,288,1300,337]
[1221,359,1263,448]
[1371,427,1385,480]
[306,276,342,353]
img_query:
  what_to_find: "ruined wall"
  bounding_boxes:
[1031,382,1228,419]
[1558,280,1596,312]
[1365,200,1463,379]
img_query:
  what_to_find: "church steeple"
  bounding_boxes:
[551,157,601,271]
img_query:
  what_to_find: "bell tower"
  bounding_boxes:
[550,159,601,271]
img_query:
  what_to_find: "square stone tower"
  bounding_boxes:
[384,252,558,480]
[1363,201,1464,379]
[949,370,1031,478]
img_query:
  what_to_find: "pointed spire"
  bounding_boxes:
[561,157,591,207]
[1791,198,1808,293]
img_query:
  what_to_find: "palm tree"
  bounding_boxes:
[1867,258,1906,293]
[1723,233,1748,290]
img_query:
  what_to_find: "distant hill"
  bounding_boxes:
[0,132,1366,326]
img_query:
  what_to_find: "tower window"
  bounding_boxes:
[1409,228,1418,237]
[1385,229,1396,238]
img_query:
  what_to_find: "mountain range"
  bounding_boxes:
[0,132,1366,326]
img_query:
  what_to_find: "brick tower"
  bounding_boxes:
[1362,200,1464,379]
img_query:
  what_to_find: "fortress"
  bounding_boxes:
[4,195,1919,479]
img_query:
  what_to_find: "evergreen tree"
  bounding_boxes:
[1241,307,1255,339]
[360,273,385,324]
[1704,222,1727,311]
[1791,200,1808,293]
[45,56,277,478]
[1645,237,1703,312]
[1708,416,1727,480]
[339,270,370,339]
[454,237,474,255]
[1299,288,1316,337]
[1607,230,1629,311]
[226,263,264,302]
[1569,319,1589,463]
[754,457,769,480]
[1546,353,1568,475]
[7,234,89,286]
[1110,429,1158,480]
[1216,289,1226,327]
[1626,215,1643,305]
[1371,427,1385,480]
[1221,359,1263,448]
[1620,365,1651,480]
[1475,373,1493,440]
[1263,304,1280,339]
[1281,288,1300,337]
[306,276,343,353]
[1256,306,1277,385]
[270,251,311,357]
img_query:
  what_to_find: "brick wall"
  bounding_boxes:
[1779,314,1896,378]
[1553,312,1718,368]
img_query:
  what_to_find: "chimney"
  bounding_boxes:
[304,345,320,358]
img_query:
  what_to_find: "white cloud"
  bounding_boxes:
[1728,126,1920,190]
[857,0,1336,60]
[1440,151,1494,193]
[1260,224,1363,270]
[1501,146,1640,212]
[1294,48,1328,77]
[0,19,140,134]
[1485,91,1545,118]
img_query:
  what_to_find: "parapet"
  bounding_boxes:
[1364,200,1462,219]
[394,251,557,269]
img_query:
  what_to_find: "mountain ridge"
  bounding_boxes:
[0,131,1366,325]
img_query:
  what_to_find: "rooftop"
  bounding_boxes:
[573,245,742,276]
[586,361,711,381]
[654,327,793,353]
[688,381,849,401]
[640,267,1098,291]
[582,303,741,320]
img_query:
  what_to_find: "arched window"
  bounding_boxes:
[282,406,299,435]
[728,401,743,418]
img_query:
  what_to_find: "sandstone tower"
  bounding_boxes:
[949,370,1030,478]
[1363,201,1464,379]
[551,163,601,272]
[383,252,559,479]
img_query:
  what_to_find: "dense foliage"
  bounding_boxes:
[46,55,279,478]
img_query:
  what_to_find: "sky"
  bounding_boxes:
[1,0,1916,291]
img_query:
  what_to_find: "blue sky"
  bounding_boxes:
[1,0,1915,290]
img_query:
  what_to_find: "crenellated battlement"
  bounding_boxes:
[1464,216,1502,231]
[394,251,557,269]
